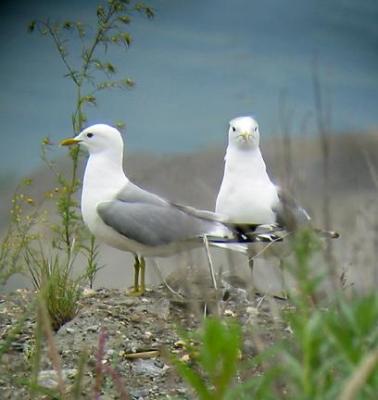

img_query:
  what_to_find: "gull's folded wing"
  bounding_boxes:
[273,187,311,230]
[97,198,220,246]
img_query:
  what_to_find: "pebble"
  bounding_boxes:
[180,354,190,363]
[118,298,137,306]
[150,298,170,320]
[129,388,149,399]
[224,309,236,317]
[246,306,259,316]
[131,359,167,378]
[38,369,77,389]
[143,330,153,339]
[82,287,96,297]
[86,325,99,332]
[174,340,186,349]
[106,348,115,357]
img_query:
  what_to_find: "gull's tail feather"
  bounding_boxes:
[231,222,285,243]
[207,222,283,250]
[207,224,284,254]
[209,242,248,253]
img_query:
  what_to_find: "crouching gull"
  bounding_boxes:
[215,116,339,271]
[61,124,277,295]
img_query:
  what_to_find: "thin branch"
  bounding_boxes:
[203,235,218,290]
[39,21,80,87]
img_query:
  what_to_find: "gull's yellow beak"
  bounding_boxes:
[239,131,253,142]
[60,138,80,146]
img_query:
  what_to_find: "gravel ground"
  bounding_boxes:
[0,271,292,399]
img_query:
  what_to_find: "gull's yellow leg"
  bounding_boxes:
[140,257,146,295]
[128,255,145,296]
[133,255,140,292]
[128,255,140,295]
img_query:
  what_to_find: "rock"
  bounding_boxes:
[82,287,97,297]
[153,359,165,368]
[224,309,236,317]
[149,298,170,320]
[117,298,137,307]
[129,387,150,399]
[106,348,115,357]
[131,359,168,378]
[86,325,99,332]
[143,331,153,339]
[37,368,77,389]
[246,306,259,316]
[10,341,26,352]
[180,354,190,363]
[174,340,186,349]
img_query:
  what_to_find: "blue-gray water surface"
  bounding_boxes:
[0,0,377,182]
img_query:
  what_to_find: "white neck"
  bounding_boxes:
[82,149,128,214]
[224,146,270,182]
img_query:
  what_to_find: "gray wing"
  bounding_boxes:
[97,183,222,247]
[273,187,311,230]
[116,181,168,206]
[121,182,228,223]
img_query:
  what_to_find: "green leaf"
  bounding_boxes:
[122,78,135,88]
[63,20,73,30]
[118,15,131,24]
[23,178,33,186]
[173,359,212,400]
[135,3,154,19]
[82,95,97,106]
[115,121,126,129]
[122,32,132,46]
[97,5,106,19]
[111,34,121,43]
[145,7,154,18]
[105,63,116,74]
[75,22,85,38]
[27,20,36,33]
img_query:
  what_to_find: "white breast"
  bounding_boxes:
[216,147,279,224]
[81,153,131,244]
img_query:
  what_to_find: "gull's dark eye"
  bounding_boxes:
[232,126,236,132]
[87,133,94,138]
[254,127,258,132]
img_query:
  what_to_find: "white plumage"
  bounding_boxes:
[216,116,306,227]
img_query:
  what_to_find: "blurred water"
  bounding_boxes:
[0,0,377,181]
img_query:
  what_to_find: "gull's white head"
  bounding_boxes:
[61,124,124,155]
[228,116,260,150]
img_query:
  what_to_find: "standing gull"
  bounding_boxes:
[216,116,338,273]
[61,124,276,294]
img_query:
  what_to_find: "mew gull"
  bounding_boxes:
[216,116,338,274]
[61,124,277,294]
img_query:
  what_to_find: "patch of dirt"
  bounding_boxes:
[0,275,292,399]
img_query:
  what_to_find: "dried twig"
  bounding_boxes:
[123,350,160,360]
[203,235,218,290]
